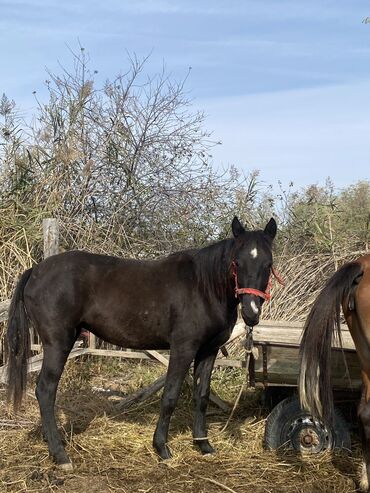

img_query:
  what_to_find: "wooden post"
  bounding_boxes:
[89,333,96,349]
[43,218,59,258]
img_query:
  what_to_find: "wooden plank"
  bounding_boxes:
[221,320,353,350]
[87,348,151,360]
[0,352,43,384]
[208,392,230,412]
[145,350,169,367]
[215,359,245,368]
[115,374,167,410]
[253,322,354,350]
[42,218,59,258]
[253,319,351,331]
[72,348,245,368]
[0,347,90,384]
[89,333,96,350]
[253,319,351,330]
[253,344,361,389]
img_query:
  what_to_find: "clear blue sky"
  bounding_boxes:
[1,0,370,189]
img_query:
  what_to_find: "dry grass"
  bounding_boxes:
[263,249,368,322]
[0,358,363,493]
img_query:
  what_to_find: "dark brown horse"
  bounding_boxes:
[299,254,370,491]
[6,217,277,470]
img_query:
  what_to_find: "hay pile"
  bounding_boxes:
[0,358,363,493]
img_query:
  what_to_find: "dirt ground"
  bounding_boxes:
[0,358,364,493]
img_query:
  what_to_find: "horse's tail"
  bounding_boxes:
[299,261,363,422]
[6,268,33,411]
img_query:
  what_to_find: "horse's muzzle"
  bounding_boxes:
[241,296,261,327]
[242,313,260,327]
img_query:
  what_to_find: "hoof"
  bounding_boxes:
[194,439,215,455]
[57,461,73,472]
[200,445,216,455]
[159,450,172,461]
[155,444,172,461]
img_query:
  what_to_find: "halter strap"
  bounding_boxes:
[231,261,285,301]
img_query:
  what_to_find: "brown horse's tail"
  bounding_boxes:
[6,268,33,411]
[299,261,363,423]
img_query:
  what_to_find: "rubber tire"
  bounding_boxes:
[264,395,351,452]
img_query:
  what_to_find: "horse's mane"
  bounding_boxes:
[167,230,272,302]
[166,238,234,301]
[192,238,235,301]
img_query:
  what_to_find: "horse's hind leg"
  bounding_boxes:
[36,334,76,470]
[192,348,218,455]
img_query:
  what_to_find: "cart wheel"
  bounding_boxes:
[264,395,351,453]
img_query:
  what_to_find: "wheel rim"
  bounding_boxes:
[284,415,333,453]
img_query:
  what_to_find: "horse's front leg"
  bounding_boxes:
[153,344,196,460]
[192,347,218,454]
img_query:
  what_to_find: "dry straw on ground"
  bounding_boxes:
[0,359,363,493]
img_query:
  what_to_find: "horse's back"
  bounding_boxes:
[22,250,204,349]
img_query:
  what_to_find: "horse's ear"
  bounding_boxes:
[232,216,245,237]
[264,217,277,240]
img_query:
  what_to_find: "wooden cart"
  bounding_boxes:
[250,320,360,453]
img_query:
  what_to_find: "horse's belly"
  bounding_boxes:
[84,307,171,350]
[90,326,170,350]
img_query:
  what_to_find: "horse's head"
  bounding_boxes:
[231,216,277,327]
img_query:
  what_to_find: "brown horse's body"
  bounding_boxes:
[343,256,370,383]
[300,254,370,491]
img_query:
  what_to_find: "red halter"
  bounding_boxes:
[231,261,285,301]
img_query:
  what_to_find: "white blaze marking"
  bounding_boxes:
[250,247,258,258]
[250,300,259,314]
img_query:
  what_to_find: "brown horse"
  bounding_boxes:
[299,254,370,491]
[6,217,278,470]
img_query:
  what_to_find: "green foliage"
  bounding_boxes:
[336,181,370,250]
[281,179,370,254]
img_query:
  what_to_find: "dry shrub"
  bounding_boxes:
[264,248,368,322]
